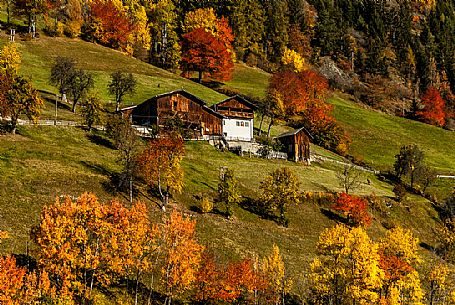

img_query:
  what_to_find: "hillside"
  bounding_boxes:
[0,35,226,116]
[222,64,455,175]
[0,126,442,277]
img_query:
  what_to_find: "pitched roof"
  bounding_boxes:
[212,95,258,110]
[276,126,314,140]
[120,90,225,119]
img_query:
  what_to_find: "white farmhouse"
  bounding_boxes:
[211,95,257,142]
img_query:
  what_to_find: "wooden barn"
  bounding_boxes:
[276,127,312,164]
[211,95,257,141]
[121,90,224,138]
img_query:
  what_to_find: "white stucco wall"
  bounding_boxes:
[222,118,253,141]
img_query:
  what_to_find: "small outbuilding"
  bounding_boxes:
[211,95,256,142]
[275,127,312,164]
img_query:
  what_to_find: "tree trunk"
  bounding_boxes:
[259,113,265,136]
[6,5,10,25]
[72,100,77,113]
[134,269,141,305]
[116,101,120,112]
[10,116,17,134]
[267,117,274,137]
[198,70,202,83]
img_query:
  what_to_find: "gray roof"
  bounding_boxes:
[276,126,313,140]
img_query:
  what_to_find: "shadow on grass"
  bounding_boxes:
[239,197,283,224]
[86,133,116,149]
[320,208,349,225]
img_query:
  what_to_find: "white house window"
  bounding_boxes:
[236,121,240,126]
[223,121,225,125]
[245,122,249,127]
[241,121,244,127]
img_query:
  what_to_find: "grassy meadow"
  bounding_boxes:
[0,126,444,280]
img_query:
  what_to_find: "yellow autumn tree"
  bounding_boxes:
[309,224,384,305]
[261,244,292,305]
[426,262,455,305]
[379,226,424,305]
[0,43,21,75]
[281,47,306,72]
[183,8,218,35]
[161,209,204,305]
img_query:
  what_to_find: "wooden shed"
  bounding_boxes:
[275,127,312,164]
[121,90,224,138]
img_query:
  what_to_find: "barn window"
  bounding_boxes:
[173,101,178,109]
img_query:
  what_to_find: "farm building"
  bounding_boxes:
[275,127,312,164]
[120,90,224,138]
[211,95,256,142]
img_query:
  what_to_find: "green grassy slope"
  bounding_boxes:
[0,35,226,116]
[331,96,455,173]
[222,62,270,99]
[0,126,442,278]
[223,64,455,175]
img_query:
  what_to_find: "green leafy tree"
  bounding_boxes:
[108,71,137,112]
[259,167,300,226]
[147,0,181,69]
[68,69,94,113]
[394,144,424,189]
[49,56,76,101]
[0,74,43,134]
[81,94,103,131]
[230,0,265,62]
[106,115,142,200]
[263,0,289,63]
[218,168,241,217]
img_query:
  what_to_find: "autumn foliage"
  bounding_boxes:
[195,252,266,303]
[86,0,135,52]
[180,28,234,83]
[137,136,185,207]
[417,86,446,127]
[267,69,349,152]
[332,193,372,227]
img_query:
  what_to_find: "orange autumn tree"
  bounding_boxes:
[87,0,135,52]
[0,256,26,304]
[180,28,234,83]
[417,86,446,127]
[32,193,153,302]
[161,209,204,305]
[332,193,372,227]
[195,252,266,304]
[267,69,348,152]
[137,136,185,209]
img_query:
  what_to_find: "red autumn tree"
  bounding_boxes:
[332,193,372,227]
[266,69,348,152]
[268,70,329,115]
[195,252,266,304]
[417,86,446,127]
[180,28,234,83]
[137,136,185,208]
[87,0,134,52]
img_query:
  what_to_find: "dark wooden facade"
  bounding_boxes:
[211,95,256,119]
[276,127,312,164]
[124,90,224,137]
